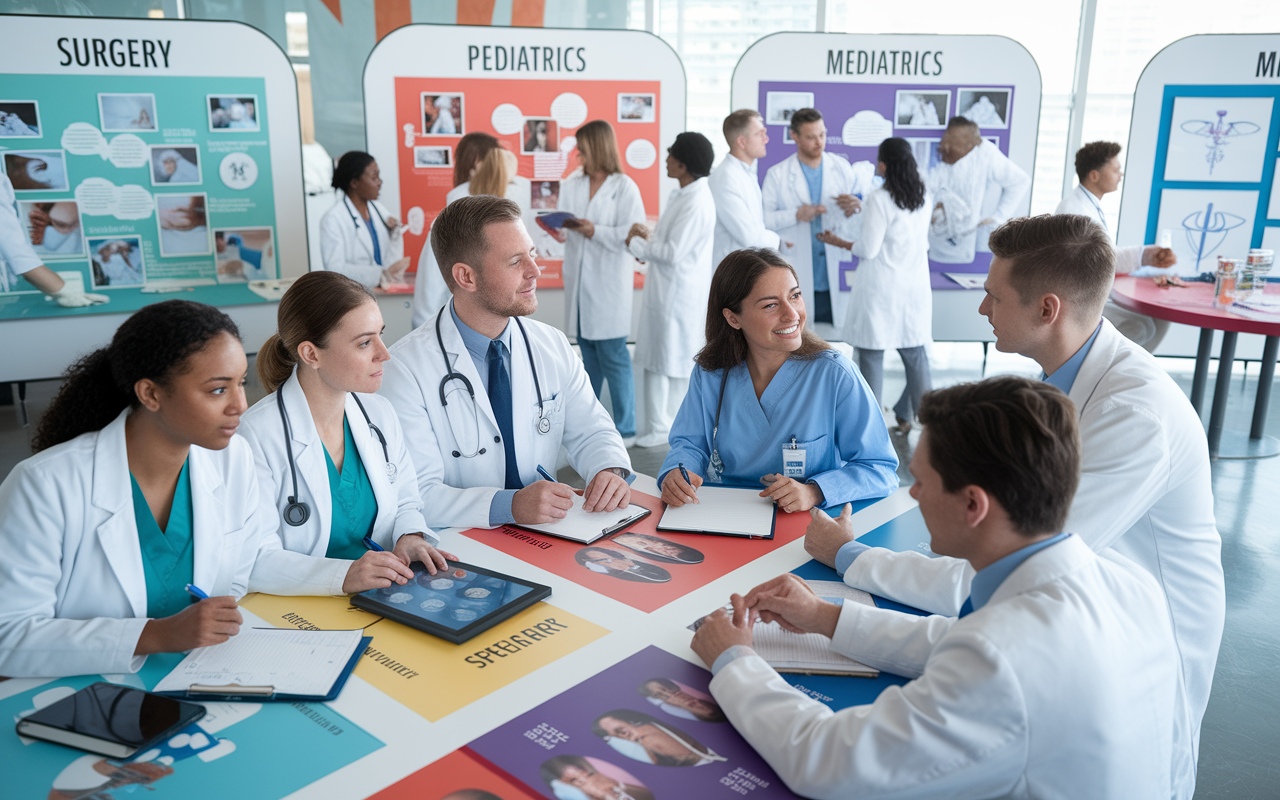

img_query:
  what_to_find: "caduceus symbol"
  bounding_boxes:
[1181,201,1246,271]
[1180,110,1261,175]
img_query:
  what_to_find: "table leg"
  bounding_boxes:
[1251,335,1279,440]
[1191,328,1214,414]
[1207,332,1238,459]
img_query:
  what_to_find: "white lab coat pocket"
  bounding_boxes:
[538,393,567,442]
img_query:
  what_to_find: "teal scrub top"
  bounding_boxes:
[131,459,195,619]
[323,416,379,560]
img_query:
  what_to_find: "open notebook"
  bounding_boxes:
[516,495,651,544]
[657,487,776,538]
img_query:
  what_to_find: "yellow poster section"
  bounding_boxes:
[242,594,608,720]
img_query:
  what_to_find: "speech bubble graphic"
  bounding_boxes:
[407,206,425,236]
[75,177,155,220]
[550,92,588,129]
[61,123,148,168]
[491,103,524,135]
[842,111,893,147]
[560,135,577,154]
[625,138,657,170]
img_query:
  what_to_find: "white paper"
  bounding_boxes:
[944,272,987,289]
[659,487,774,538]
[153,628,363,697]
[1154,189,1258,276]
[1164,96,1272,183]
[752,621,878,676]
[518,497,650,544]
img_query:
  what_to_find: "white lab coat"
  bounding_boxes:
[842,319,1222,800]
[708,154,780,269]
[379,302,631,529]
[762,153,876,330]
[319,193,403,289]
[926,140,1029,263]
[628,178,717,378]
[0,410,263,678]
[1055,185,1143,273]
[0,172,42,291]
[713,535,1178,800]
[560,170,646,340]
[237,372,437,596]
[838,187,933,350]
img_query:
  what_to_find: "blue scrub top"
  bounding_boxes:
[659,352,899,507]
[799,160,828,292]
[324,416,379,560]
[131,459,195,619]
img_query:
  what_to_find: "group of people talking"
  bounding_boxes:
[0,115,1222,799]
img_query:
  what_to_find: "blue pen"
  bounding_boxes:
[185,584,208,600]
[362,535,385,552]
[536,465,557,483]
[678,462,696,494]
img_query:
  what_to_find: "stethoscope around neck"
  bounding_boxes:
[343,193,390,264]
[435,306,550,459]
[276,388,393,527]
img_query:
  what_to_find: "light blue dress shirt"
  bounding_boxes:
[658,351,898,505]
[799,160,828,292]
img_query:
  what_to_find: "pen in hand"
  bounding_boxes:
[185,583,209,600]
[362,536,385,552]
[679,462,699,499]
[536,465,557,483]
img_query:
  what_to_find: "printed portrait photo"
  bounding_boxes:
[89,236,145,288]
[637,677,727,723]
[208,95,260,131]
[591,709,725,767]
[522,118,558,154]
[0,101,41,137]
[149,146,202,186]
[98,93,157,132]
[422,93,464,136]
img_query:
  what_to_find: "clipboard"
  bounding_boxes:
[656,487,777,539]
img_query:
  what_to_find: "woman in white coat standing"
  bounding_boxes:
[559,120,647,445]
[821,137,933,435]
[240,271,455,597]
[626,132,717,447]
[0,301,312,678]
[319,151,409,289]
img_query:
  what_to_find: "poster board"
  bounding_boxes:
[363,25,685,290]
[731,33,1040,291]
[0,15,306,382]
[1118,35,1280,276]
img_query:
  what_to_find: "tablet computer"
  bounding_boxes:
[350,560,551,644]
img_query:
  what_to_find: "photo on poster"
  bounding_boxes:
[611,533,705,565]
[150,145,202,186]
[637,677,727,723]
[540,755,654,800]
[3,149,68,191]
[1164,96,1273,183]
[414,145,453,168]
[98,92,157,132]
[523,118,558,153]
[781,126,794,144]
[18,200,84,259]
[156,193,212,257]
[0,100,40,137]
[574,545,672,583]
[907,137,942,177]
[88,235,145,287]
[895,90,949,129]
[215,227,275,282]
[618,93,656,123]
[207,94,261,132]
[421,93,464,136]
[531,180,560,209]
[1154,188,1258,276]
[957,89,1010,129]
[765,91,814,126]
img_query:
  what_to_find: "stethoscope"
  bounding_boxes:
[277,388,393,527]
[435,306,549,459]
[342,193,390,264]
[1078,185,1109,234]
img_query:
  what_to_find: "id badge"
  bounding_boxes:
[782,446,807,479]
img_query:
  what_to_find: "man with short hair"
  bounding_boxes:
[927,116,1030,263]
[694,376,1179,798]
[380,195,632,529]
[1058,140,1180,351]
[806,213,1223,800]
[762,108,875,330]
[708,109,781,269]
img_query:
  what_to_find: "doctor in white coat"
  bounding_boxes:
[761,108,876,331]
[240,272,453,597]
[708,109,780,268]
[807,215,1222,800]
[693,376,1179,800]
[381,194,632,530]
[626,132,718,447]
[319,151,409,289]
[0,301,323,678]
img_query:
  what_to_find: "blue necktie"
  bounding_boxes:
[958,597,974,618]
[487,340,522,490]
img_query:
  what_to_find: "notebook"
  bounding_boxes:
[152,627,369,701]
[516,496,651,544]
[657,487,776,538]
[15,683,208,758]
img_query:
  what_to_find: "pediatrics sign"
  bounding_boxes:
[363,25,686,288]
[1119,34,1280,276]
[0,15,306,321]
[731,33,1041,289]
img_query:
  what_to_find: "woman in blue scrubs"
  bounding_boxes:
[658,248,898,513]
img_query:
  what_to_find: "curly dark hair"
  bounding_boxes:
[31,300,241,452]
[878,137,926,212]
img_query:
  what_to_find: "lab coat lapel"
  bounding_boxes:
[789,156,810,208]
[1067,319,1122,419]
[987,534,1093,608]
[346,195,377,263]
[347,392,393,536]
[91,409,147,618]
[281,373,332,538]
[187,445,227,595]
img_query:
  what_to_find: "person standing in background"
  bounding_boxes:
[319,151,409,290]
[626,132,718,448]
[709,110,781,268]
[559,120,647,447]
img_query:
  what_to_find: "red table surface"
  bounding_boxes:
[1110,277,1280,337]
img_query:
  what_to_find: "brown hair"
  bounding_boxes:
[1075,140,1122,184]
[431,194,524,292]
[574,119,624,175]
[452,132,500,187]
[257,271,375,392]
[788,107,823,133]
[918,376,1080,536]
[468,146,511,197]
[722,109,762,148]
[987,214,1115,320]
[695,248,830,371]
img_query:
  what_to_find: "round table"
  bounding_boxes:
[1111,277,1280,460]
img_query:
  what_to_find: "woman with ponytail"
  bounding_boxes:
[239,271,453,593]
